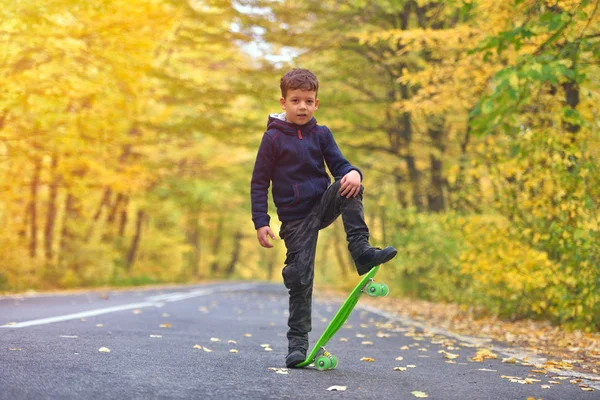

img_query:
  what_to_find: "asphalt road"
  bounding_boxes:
[0,282,598,399]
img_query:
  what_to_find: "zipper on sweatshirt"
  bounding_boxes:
[297,129,303,140]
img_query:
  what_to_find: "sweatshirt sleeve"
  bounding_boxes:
[250,133,274,230]
[322,128,363,181]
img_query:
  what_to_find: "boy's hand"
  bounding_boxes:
[340,170,361,198]
[257,226,276,248]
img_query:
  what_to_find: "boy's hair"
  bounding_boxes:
[280,69,319,98]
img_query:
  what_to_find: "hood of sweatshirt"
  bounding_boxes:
[267,112,318,136]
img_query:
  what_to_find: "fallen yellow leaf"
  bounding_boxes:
[360,357,375,362]
[268,367,289,375]
[472,348,497,362]
[327,386,347,391]
[98,347,111,353]
[159,323,171,328]
[411,391,428,398]
[394,367,407,371]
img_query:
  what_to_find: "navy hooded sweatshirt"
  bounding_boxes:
[251,113,362,230]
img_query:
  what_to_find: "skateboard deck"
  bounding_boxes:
[295,265,388,370]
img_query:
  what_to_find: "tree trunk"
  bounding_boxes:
[185,206,201,277]
[427,116,446,212]
[59,193,76,261]
[107,193,124,225]
[126,210,145,270]
[118,196,129,237]
[225,231,244,277]
[28,160,41,258]
[44,155,60,260]
[210,217,224,275]
[87,188,111,241]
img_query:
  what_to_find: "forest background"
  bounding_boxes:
[0,0,599,332]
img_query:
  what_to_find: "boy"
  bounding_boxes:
[250,68,397,368]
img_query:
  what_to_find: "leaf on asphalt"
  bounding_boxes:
[159,323,171,328]
[198,307,209,313]
[149,335,162,338]
[230,349,239,353]
[98,347,111,353]
[501,375,522,380]
[96,324,104,327]
[210,338,221,342]
[581,387,594,392]
[360,357,375,362]
[400,346,409,350]
[439,350,459,360]
[60,335,78,339]
[376,331,390,338]
[268,368,289,375]
[339,338,349,342]
[411,391,429,398]
[132,309,142,314]
[407,365,417,368]
[356,334,366,338]
[472,349,497,362]
[477,368,497,372]
[203,347,213,353]
[541,385,551,389]
[548,381,561,384]
[327,386,347,391]
[260,344,271,348]
[544,360,573,370]
[228,340,237,345]
[193,344,202,350]
[394,367,407,372]
[502,356,517,364]
[362,341,373,345]
[244,333,252,337]
[360,324,369,328]
[9,348,22,351]
[395,356,404,361]
[530,369,547,374]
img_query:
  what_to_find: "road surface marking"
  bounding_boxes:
[0,283,257,329]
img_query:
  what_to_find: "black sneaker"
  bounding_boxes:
[285,348,306,368]
[355,246,397,276]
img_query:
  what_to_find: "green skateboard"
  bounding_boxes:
[295,265,389,370]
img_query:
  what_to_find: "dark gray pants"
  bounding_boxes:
[278,179,370,351]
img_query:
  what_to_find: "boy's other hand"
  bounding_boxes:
[340,170,361,198]
[257,226,276,248]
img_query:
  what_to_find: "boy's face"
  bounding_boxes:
[280,89,319,126]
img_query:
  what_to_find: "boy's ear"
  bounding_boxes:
[315,98,319,110]
[279,97,286,110]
